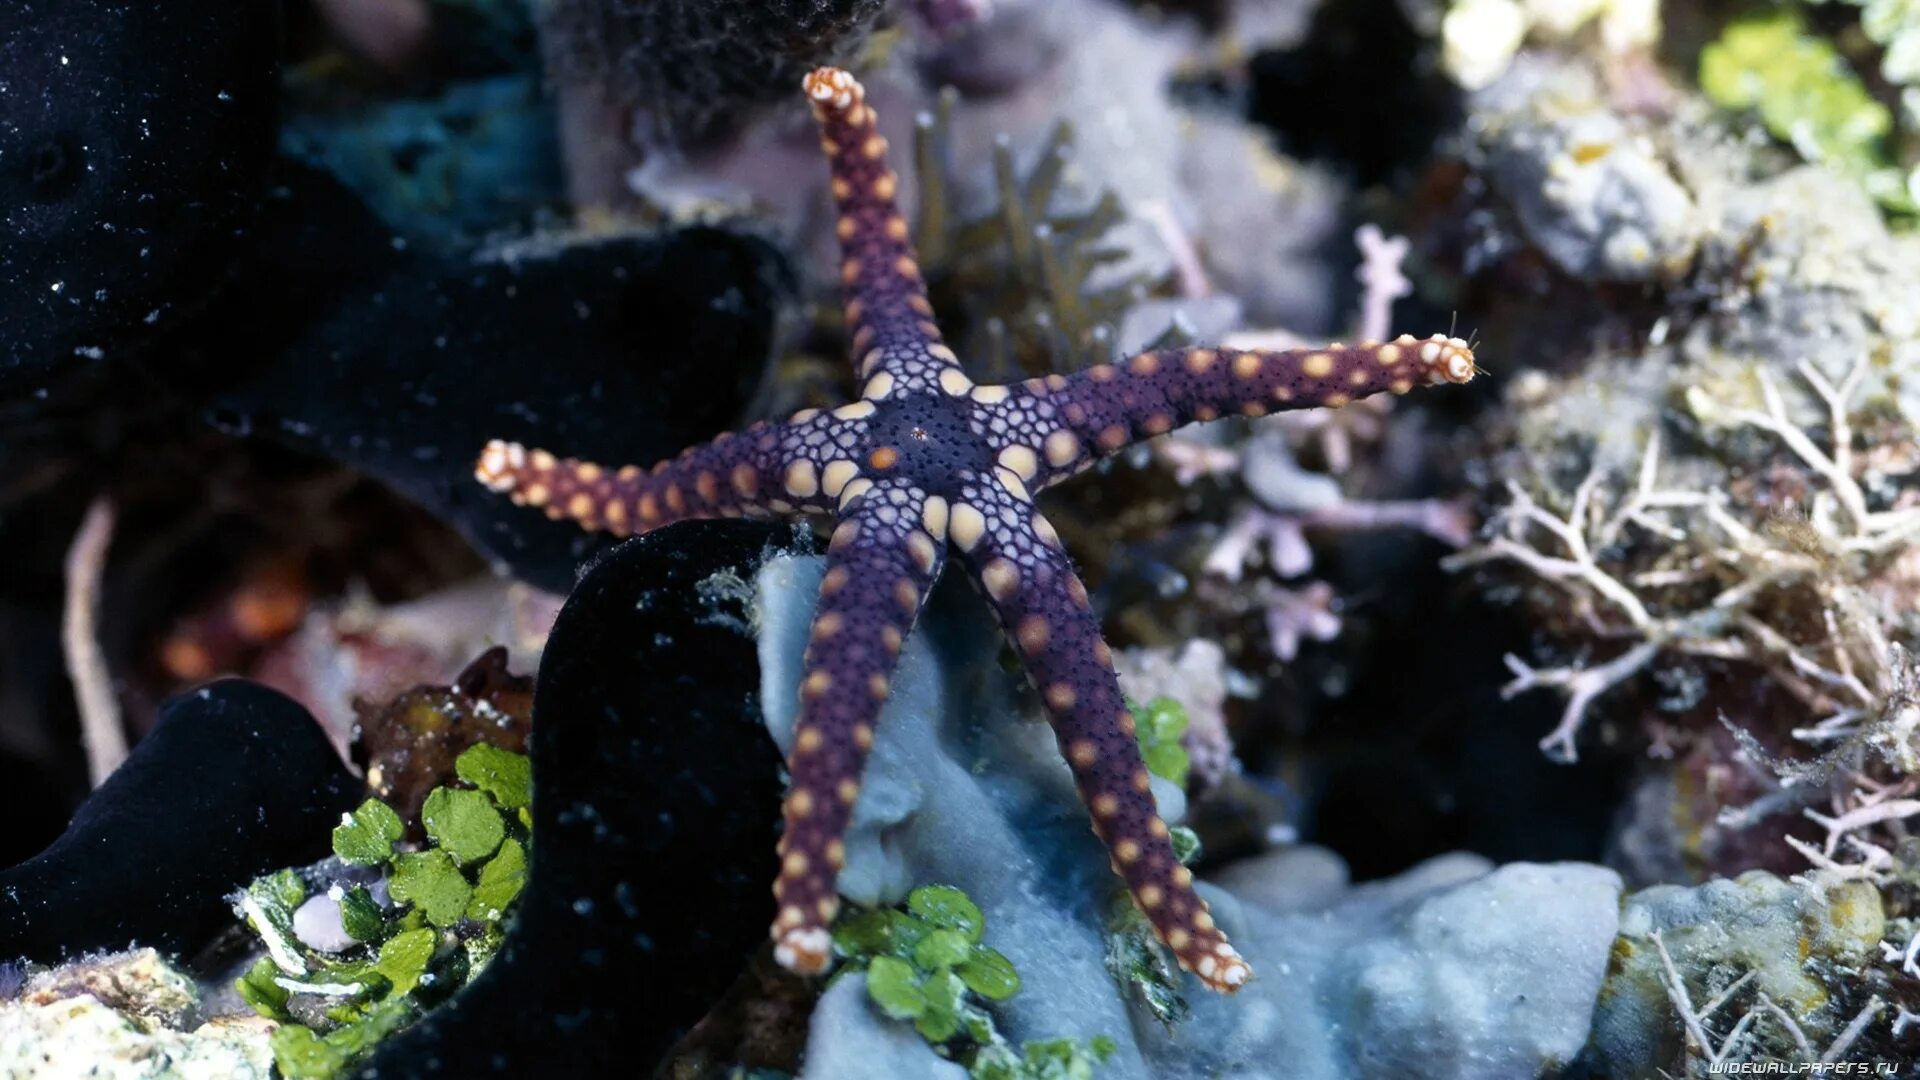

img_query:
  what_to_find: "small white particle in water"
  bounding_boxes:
[217,90,232,102]
[49,281,62,293]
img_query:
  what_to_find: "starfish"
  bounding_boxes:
[475,67,1477,993]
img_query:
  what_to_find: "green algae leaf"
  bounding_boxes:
[833,908,897,959]
[1141,743,1190,787]
[389,850,473,928]
[1137,697,1191,787]
[957,946,1022,1001]
[908,885,984,942]
[915,969,966,1042]
[467,837,527,921]
[865,955,929,1019]
[422,786,505,865]
[1169,826,1202,866]
[455,744,532,810]
[235,956,291,1021]
[339,886,385,943]
[374,927,437,998]
[271,995,416,1080]
[333,799,404,867]
[913,927,975,971]
[1700,13,1912,212]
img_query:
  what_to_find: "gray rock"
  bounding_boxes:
[1476,61,1701,282]
[801,975,971,1080]
[755,554,1626,1080]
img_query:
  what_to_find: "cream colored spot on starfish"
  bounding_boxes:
[1142,413,1173,435]
[981,558,1019,600]
[522,484,551,508]
[1066,577,1090,609]
[863,372,896,399]
[1088,364,1118,382]
[830,177,852,200]
[1092,793,1120,818]
[1167,929,1192,950]
[894,256,920,280]
[1301,352,1334,379]
[784,460,820,498]
[1173,865,1194,887]
[1390,378,1414,395]
[939,368,973,396]
[1032,515,1061,549]
[1421,339,1442,362]
[1195,910,1216,931]
[574,462,604,483]
[803,671,832,698]
[529,449,557,472]
[1097,425,1129,451]
[884,216,909,242]
[881,625,903,654]
[821,567,851,595]
[921,495,949,537]
[776,904,806,929]
[829,519,860,552]
[1148,817,1169,838]
[797,728,824,753]
[811,613,844,640]
[1044,429,1080,467]
[835,216,856,240]
[1194,405,1219,421]
[1184,349,1216,374]
[906,532,938,574]
[948,503,987,552]
[998,444,1038,481]
[567,493,594,520]
[1324,393,1351,408]
[1139,884,1165,909]
[832,401,876,421]
[970,384,1010,405]
[1133,770,1153,793]
[1046,684,1077,710]
[852,723,874,749]
[821,459,860,499]
[894,577,920,614]
[1129,353,1160,376]
[840,259,861,285]
[604,500,628,529]
[637,493,659,520]
[790,789,814,816]
[1232,351,1262,379]
[1240,402,1268,418]
[826,840,846,868]
[1376,343,1403,365]
[869,674,890,700]
[838,478,875,509]
[784,851,809,876]
[838,778,860,804]
[996,469,1032,503]
[1116,839,1142,864]
[874,172,897,200]
[1349,369,1371,388]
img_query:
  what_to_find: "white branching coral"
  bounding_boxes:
[1451,355,1920,763]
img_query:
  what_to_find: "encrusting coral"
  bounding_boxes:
[473,66,1478,992]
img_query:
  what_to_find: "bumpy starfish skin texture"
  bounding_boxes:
[475,67,1477,993]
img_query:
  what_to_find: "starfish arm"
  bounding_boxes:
[947,469,1252,992]
[976,335,1478,489]
[474,407,873,535]
[772,477,952,973]
[804,67,965,395]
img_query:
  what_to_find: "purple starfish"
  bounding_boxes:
[475,67,1477,992]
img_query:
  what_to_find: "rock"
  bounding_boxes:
[350,646,533,839]
[0,950,276,1080]
[0,681,361,964]
[540,0,888,143]
[188,168,793,591]
[1474,60,1701,282]
[0,0,279,391]
[801,975,970,1080]
[755,550,1624,1080]
[351,521,807,1077]
[1580,871,1887,1077]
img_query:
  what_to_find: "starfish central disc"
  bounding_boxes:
[858,391,994,497]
